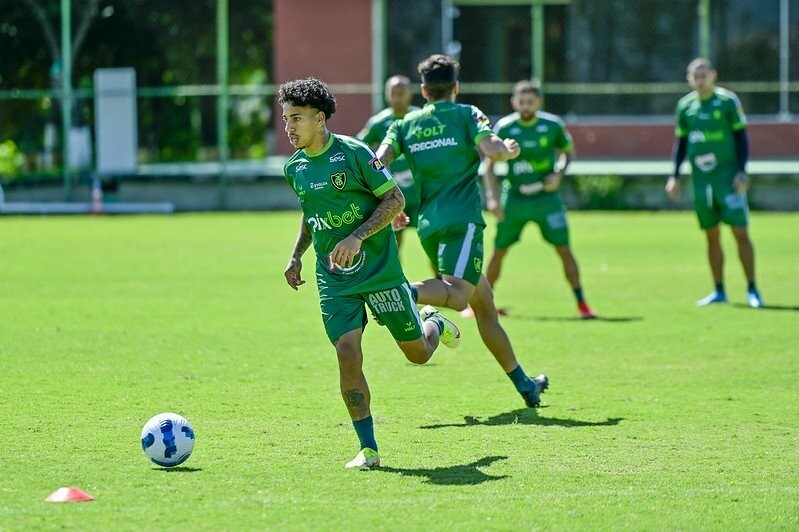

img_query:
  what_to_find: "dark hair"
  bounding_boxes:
[277,77,337,119]
[513,80,542,98]
[418,54,459,100]
[687,57,713,73]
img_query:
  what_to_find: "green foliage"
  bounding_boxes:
[573,174,626,209]
[1,212,797,529]
[0,139,24,178]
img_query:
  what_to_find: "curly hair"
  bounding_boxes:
[277,77,337,119]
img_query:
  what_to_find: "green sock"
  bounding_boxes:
[507,365,534,393]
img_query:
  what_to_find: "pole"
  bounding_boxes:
[532,3,545,85]
[698,0,711,59]
[371,0,386,113]
[61,0,72,199]
[216,0,229,209]
[779,0,790,120]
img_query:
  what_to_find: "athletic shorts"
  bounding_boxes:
[319,281,424,344]
[420,223,484,285]
[692,174,749,229]
[495,197,570,249]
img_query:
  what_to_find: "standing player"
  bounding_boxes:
[666,58,763,308]
[279,77,461,469]
[376,55,549,408]
[357,76,421,249]
[481,80,596,319]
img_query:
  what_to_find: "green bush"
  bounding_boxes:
[0,140,24,179]
[573,174,626,209]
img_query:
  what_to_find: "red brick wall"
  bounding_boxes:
[274,0,373,154]
[567,122,799,159]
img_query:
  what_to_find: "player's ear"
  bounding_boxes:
[453,81,459,96]
[420,84,429,99]
[316,111,325,125]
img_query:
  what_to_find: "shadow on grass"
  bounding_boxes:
[731,303,799,312]
[376,455,508,485]
[152,466,203,473]
[420,408,624,430]
[518,315,643,323]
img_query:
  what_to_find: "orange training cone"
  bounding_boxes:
[45,487,95,502]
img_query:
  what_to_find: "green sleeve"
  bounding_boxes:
[674,102,688,138]
[383,118,403,156]
[727,95,747,131]
[468,105,494,145]
[352,143,397,196]
[555,122,573,152]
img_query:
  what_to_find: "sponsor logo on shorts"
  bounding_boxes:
[368,288,407,314]
[404,321,415,332]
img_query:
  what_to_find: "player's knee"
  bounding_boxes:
[335,336,362,368]
[399,339,431,365]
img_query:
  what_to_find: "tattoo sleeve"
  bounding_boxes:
[291,215,312,259]
[351,186,405,241]
[342,388,369,419]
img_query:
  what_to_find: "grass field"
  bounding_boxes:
[1,211,797,530]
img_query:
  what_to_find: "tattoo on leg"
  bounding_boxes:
[343,388,369,419]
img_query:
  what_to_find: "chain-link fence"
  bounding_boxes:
[1,0,797,188]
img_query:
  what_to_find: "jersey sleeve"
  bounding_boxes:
[351,142,397,197]
[383,118,404,156]
[726,94,747,131]
[674,100,688,138]
[554,121,574,153]
[357,117,379,145]
[469,105,494,146]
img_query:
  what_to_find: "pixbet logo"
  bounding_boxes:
[307,203,363,232]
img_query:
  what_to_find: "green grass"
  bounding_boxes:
[1,211,797,530]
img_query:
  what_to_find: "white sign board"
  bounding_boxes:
[94,68,137,175]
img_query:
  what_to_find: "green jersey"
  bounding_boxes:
[493,111,572,203]
[383,101,494,239]
[283,133,403,297]
[675,87,747,176]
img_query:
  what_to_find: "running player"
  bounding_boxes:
[666,58,763,308]
[279,77,461,469]
[357,75,421,248]
[376,55,549,408]
[481,80,596,319]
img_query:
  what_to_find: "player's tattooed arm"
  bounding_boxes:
[374,142,396,168]
[343,388,369,419]
[285,215,311,290]
[329,186,405,268]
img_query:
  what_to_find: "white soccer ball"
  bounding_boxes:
[141,412,195,467]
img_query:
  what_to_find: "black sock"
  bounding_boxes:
[573,287,584,304]
[747,281,756,292]
[715,282,725,295]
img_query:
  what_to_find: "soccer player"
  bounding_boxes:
[666,58,763,308]
[357,75,421,249]
[480,80,596,320]
[375,54,549,408]
[279,77,461,469]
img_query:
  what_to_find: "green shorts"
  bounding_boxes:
[319,281,424,344]
[420,223,484,285]
[495,197,570,249]
[692,175,749,229]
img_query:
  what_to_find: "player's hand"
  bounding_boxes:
[543,172,562,192]
[665,176,681,201]
[284,257,305,291]
[330,234,363,269]
[503,138,521,159]
[392,211,410,231]
[733,171,749,194]
[486,197,505,221]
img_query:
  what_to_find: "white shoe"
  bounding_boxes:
[345,448,380,469]
[419,305,461,348]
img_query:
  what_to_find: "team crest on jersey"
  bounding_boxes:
[369,157,385,172]
[330,171,347,190]
[473,257,483,273]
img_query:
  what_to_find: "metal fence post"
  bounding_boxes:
[698,0,710,59]
[779,0,791,120]
[217,0,229,209]
[61,0,72,200]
